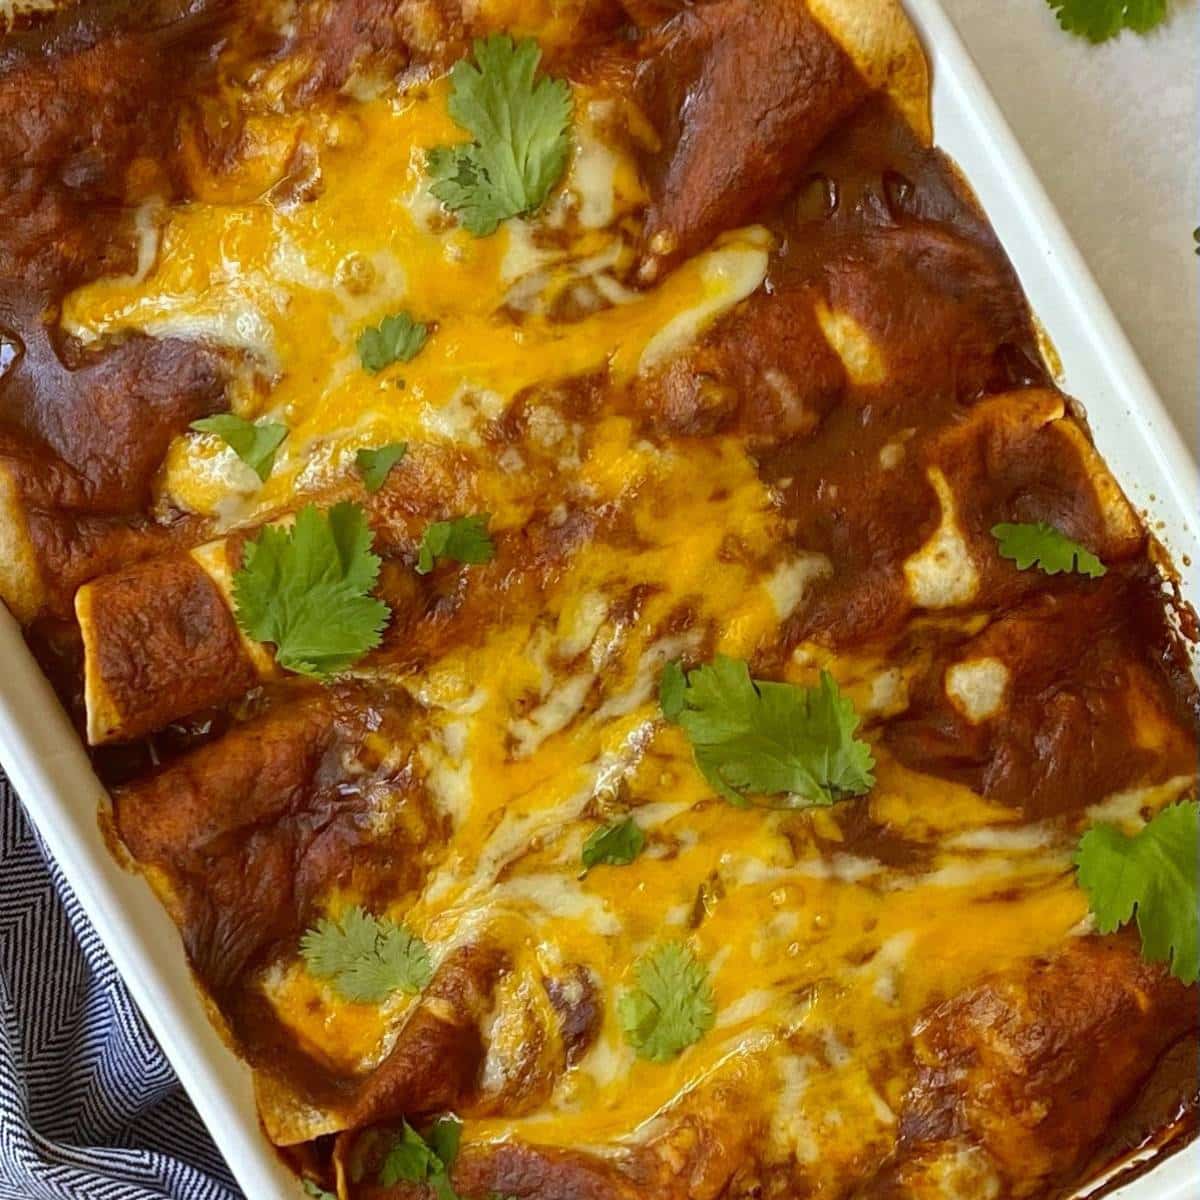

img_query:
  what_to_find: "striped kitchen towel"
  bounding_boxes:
[0,772,241,1200]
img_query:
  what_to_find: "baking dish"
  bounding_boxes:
[0,0,1196,1196]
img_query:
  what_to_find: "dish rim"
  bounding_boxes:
[0,1,1196,1196]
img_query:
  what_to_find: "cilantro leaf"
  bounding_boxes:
[428,35,573,236]
[302,1182,335,1200]
[379,1118,462,1200]
[659,659,687,723]
[581,818,646,871]
[427,1116,462,1172]
[992,521,1106,578]
[190,413,288,482]
[664,657,875,808]
[379,1122,441,1187]
[416,513,495,574]
[618,942,715,1062]
[232,503,390,678]
[357,313,428,374]
[300,905,433,1004]
[1047,0,1167,42]
[1075,801,1199,985]
[356,442,408,493]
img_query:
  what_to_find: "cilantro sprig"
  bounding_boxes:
[356,442,408,493]
[662,657,875,809]
[357,313,428,374]
[992,521,1106,578]
[233,504,390,679]
[618,942,715,1062]
[190,413,288,482]
[428,35,573,236]
[379,1117,462,1199]
[1075,801,1198,985]
[581,818,645,872]
[416,513,495,574]
[1047,0,1167,43]
[300,905,433,1004]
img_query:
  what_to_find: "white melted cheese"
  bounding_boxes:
[765,553,832,621]
[814,301,886,385]
[492,874,621,935]
[904,467,980,608]
[944,656,1009,723]
[569,103,623,229]
[511,672,597,759]
[639,230,771,372]
[1085,773,1197,831]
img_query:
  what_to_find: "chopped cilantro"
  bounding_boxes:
[618,942,715,1062]
[189,413,288,482]
[1047,0,1168,42]
[428,35,573,236]
[658,659,687,723]
[1075,801,1199,985]
[300,905,433,1004]
[357,312,428,374]
[379,1117,462,1200]
[416,513,495,574]
[356,442,408,493]
[662,657,875,808]
[581,818,646,872]
[232,503,390,678]
[992,521,1106,578]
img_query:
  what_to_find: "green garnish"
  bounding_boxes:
[658,659,687,723]
[300,905,433,1004]
[356,442,408,493]
[661,657,875,809]
[992,521,1106,578]
[416,513,495,574]
[233,503,389,678]
[618,942,715,1062]
[428,35,573,236]
[189,413,288,482]
[357,312,428,374]
[301,1181,335,1200]
[379,1117,462,1199]
[1047,0,1167,43]
[581,818,646,872]
[1075,801,1199,985]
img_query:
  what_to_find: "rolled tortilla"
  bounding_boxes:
[634,0,930,279]
[806,0,931,142]
[0,462,46,624]
[77,538,274,744]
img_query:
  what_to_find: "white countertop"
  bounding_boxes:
[939,0,1198,453]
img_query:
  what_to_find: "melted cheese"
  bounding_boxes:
[904,467,980,608]
[64,80,762,532]
[814,301,887,385]
[58,55,1132,1191]
[944,656,1009,723]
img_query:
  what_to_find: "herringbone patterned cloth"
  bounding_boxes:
[0,773,241,1199]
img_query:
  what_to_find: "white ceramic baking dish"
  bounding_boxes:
[1,1,1196,1196]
